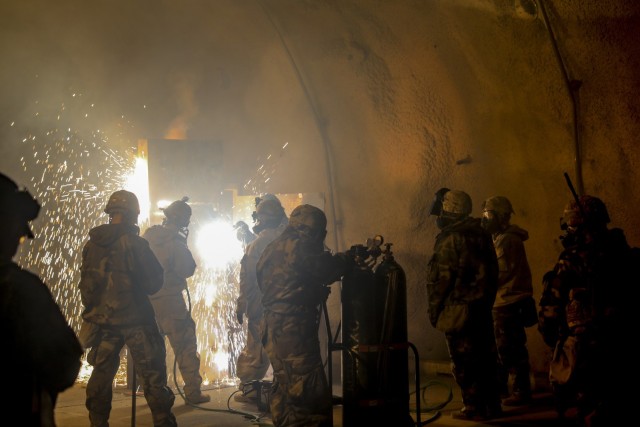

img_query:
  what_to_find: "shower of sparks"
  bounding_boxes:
[242,141,289,195]
[12,90,244,389]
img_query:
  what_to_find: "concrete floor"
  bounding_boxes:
[54,370,576,427]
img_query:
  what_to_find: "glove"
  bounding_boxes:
[236,310,244,325]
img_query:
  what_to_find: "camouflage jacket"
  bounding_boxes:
[79,223,163,326]
[492,224,533,307]
[256,227,348,315]
[538,227,632,346]
[426,217,499,328]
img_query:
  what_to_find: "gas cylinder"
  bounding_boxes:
[341,241,412,426]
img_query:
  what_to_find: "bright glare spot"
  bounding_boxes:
[195,220,244,269]
[157,199,172,209]
[213,350,229,372]
[123,156,150,226]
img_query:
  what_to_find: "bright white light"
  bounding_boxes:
[123,156,150,226]
[157,199,172,209]
[213,350,229,372]
[195,220,244,269]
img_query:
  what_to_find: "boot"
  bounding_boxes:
[186,392,211,404]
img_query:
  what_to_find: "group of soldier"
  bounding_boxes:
[2,169,632,427]
[2,170,349,427]
[426,187,632,427]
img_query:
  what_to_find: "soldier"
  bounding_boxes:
[234,194,284,248]
[538,195,633,425]
[481,196,536,406]
[256,204,352,427]
[0,172,82,426]
[79,190,177,427]
[235,197,288,402]
[143,197,210,404]
[426,188,502,421]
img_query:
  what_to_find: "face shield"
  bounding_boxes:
[429,187,451,216]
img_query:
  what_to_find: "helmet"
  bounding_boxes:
[163,197,192,227]
[482,196,514,217]
[253,198,286,233]
[288,204,327,239]
[256,199,285,222]
[562,195,610,230]
[104,190,140,216]
[256,193,278,206]
[442,190,472,216]
[0,173,41,238]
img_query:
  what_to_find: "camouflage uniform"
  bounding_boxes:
[427,214,501,419]
[80,222,177,427]
[538,196,633,425]
[256,204,349,427]
[143,222,206,401]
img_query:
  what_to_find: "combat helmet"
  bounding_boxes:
[253,198,286,234]
[163,197,192,228]
[0,173,41,238]
[442,190,472,216]
[562,195,610,231]
[104,190,140,216]
[482,196,514,217]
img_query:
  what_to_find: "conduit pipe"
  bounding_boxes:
[538,0,584,194]
[257,0,343,250]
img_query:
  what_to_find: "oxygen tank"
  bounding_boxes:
[341,239,412,426]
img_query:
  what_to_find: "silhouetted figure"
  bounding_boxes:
[538,195,633,426]
[0,172,82,426]
[79,190,177,427]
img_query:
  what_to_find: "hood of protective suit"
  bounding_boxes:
[88,223,140,247]
[504,224,529,241]
[288,204,327,233]
[142,224,176,246]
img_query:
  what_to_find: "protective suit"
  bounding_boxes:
[235,198,288,399]
[481,196,535,406]
[256,204,350,427]
[143,198,209,404]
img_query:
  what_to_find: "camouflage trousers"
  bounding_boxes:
[262,309,332,427]
[493,300,532,396]
[445,307,501,416]
[86,324,177,427]
[156,315,204,397]
[237,315,271,386]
